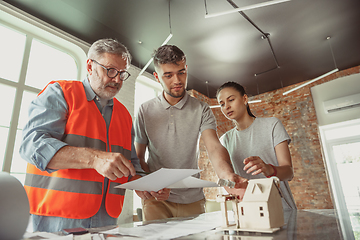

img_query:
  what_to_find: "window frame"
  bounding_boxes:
[0,2,88,177]
[319,118,360,240]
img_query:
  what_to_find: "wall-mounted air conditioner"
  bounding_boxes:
[323,93,360,113]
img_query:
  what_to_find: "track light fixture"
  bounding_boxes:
[138,33,173,76]
[138,0,172,77]
[204,0,291,19]
[283,37,339,95]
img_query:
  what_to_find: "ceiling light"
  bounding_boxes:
[209,105,220,109]
[138,58,154,76]
[283,36,339,95]
[282,68,339,95]
[210,99,262,109]
[138,1,173,77]
[137,33,173,76]
[161,33,173,46]
[205,0,291,19]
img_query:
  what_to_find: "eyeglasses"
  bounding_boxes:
[91,59,131,81]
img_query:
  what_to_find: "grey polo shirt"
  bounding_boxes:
[134,91,216,204]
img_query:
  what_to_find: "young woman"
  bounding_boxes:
[216,82,297,209]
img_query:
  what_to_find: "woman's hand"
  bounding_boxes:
[243,156,274,177]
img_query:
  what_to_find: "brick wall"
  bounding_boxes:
[189,64,360,209]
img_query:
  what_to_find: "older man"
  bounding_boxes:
[20,39,144,232]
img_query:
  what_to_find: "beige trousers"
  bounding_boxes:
[142,198,206,221]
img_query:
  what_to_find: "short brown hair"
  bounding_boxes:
[153,45,186,68]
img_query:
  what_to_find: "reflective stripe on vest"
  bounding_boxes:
[25,173,103,194]
[62,134,106,149]
[25,80,132,219]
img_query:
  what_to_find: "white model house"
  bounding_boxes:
[238,177,284,231]
[217,177,284,233]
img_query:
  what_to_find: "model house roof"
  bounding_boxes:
[242,178,280,202]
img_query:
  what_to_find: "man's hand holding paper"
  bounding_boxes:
[136,188,171,201]
[221,173,249,200]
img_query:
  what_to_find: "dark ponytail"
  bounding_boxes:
[216,82,256,118]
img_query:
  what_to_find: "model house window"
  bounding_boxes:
[0,6,86,185]
[259,206,264,217]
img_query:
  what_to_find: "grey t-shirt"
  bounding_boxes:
[220,117,297,209]
[134,91,216,204]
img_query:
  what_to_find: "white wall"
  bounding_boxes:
[115,67,155,223]
[311,73,360,126]
[115,66,154,119]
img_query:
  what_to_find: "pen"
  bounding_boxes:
[136,171,151,175]
[217,178,236,188]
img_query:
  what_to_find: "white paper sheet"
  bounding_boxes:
[115,168,215,191]
[22,232,73,239]
[167,176,219,188]
[100,211,226,240]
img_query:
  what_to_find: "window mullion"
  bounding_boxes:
[0,77,19,87]
[2,36,33,172]
[18,35,33,86]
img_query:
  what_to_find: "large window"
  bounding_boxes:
[134,75,162,116]
[0,24,26,82]
[0,5,87,184]
[320,119,360,240]
[0,83,16,169]
[25,39,78,89]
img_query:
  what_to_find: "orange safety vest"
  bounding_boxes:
[24,80,132,219]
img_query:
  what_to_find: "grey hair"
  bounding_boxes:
[87,38,132,65]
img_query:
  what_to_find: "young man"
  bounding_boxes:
[20,39,147,232]
[134,45,247,221]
